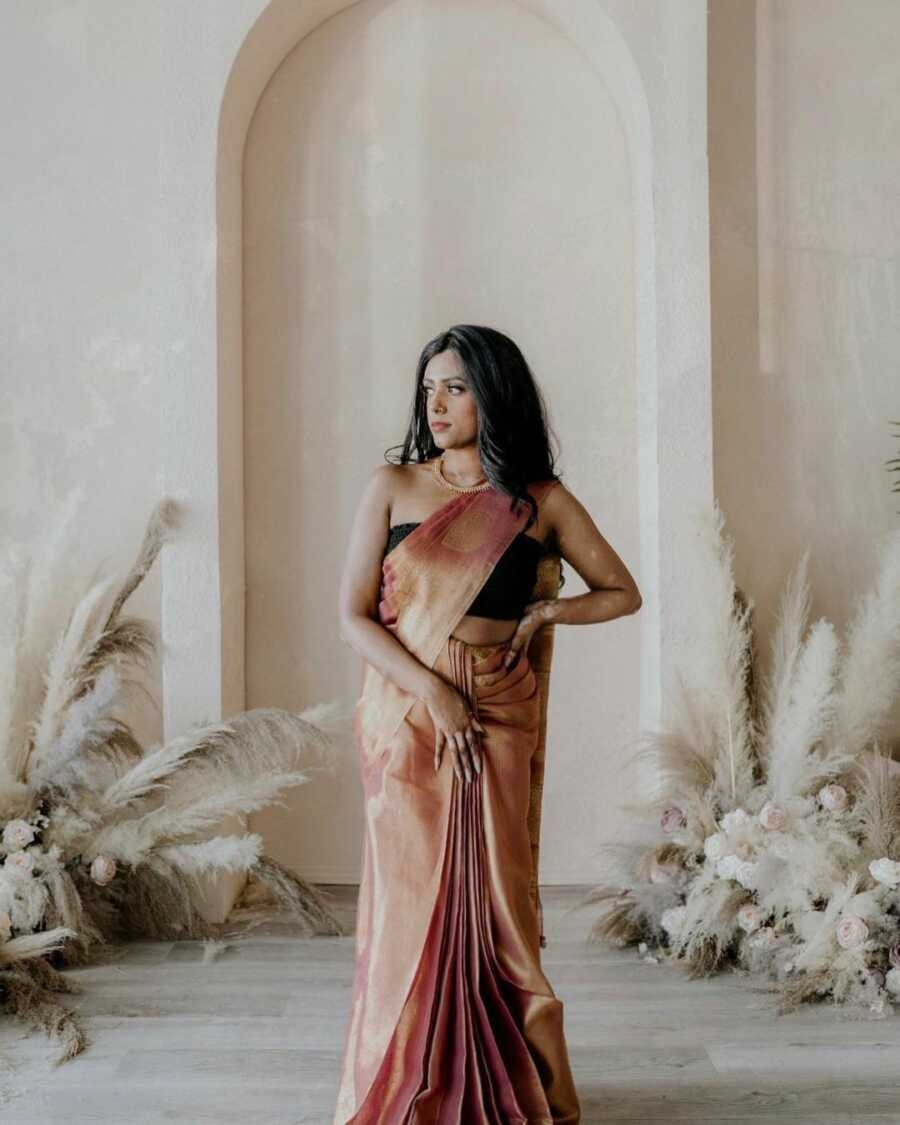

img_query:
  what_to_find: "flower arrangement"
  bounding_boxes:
[0,491,345,1060]
[584,503,900,1016]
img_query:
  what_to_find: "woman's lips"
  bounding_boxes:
[431,422,451,430]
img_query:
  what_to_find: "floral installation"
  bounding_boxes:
[0,490,345,1061]
[583,502,900,1017]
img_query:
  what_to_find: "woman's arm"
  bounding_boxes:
[543,481,642,623]
[338,465,441,700]
[338,465,485,783]
[503,481,641,667]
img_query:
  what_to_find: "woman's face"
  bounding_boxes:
[422,350,479,449]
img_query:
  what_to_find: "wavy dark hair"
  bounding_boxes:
[385,325,562,532]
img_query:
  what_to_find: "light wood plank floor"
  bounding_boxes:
[1,884,899,1123]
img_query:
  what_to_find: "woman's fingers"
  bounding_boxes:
[503,627,529,667]
[449,741,464,783]
[433,714,486,783]
[454,730,472,783]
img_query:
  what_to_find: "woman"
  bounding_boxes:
[335,326,642,1124]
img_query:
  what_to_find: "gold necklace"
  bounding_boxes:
[431,454,490,493]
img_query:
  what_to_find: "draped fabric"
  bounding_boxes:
[334,481,580,1124]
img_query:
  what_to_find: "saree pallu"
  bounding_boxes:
[334,482,580,1125]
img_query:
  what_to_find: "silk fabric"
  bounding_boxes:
[334,481,580,1123]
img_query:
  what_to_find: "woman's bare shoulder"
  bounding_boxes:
[368,460,433,512]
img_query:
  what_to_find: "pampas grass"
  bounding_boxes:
[0,491,349,1060]
[584,502,900,1018]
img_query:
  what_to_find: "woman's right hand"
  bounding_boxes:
[423,679,485,783]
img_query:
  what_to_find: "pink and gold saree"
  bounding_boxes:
[334,481,581,1124]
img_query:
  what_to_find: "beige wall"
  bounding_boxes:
[242,0,637,882]
[2,0,711,896]
[11,0,894,895]
[710,0,900,707]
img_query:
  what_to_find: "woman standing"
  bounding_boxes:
[335,326,642,1123]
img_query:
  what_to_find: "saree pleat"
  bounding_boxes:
[335,636,580,1124]
[334,480,580,1124]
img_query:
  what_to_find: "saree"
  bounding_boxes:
[334,481,581,1124]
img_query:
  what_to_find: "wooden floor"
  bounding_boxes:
[1,884,899,1123]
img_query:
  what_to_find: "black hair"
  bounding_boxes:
[384,324,562,531]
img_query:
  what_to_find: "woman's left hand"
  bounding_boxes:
[503,600,556,668]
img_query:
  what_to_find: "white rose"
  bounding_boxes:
[0,910,11,941]
[3,849,34,875]
[660,905,686,938]
[716,854,743,881]
[759,801,788,831]
[734,861,758,890]
[885,967,900,996]
[835,914,869,950]
[868,857,900,888]
[2,819,36,851]
[737,903,764,932]
[90,855,117,886]
[720,808,750,833]
[704,832,726,861]
[818,783,848,812]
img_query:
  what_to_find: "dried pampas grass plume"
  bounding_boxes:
[0,493,346,1061]
[584,506,900,1018]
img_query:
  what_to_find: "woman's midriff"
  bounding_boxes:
[450,613,519,645]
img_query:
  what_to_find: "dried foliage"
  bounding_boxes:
[0,492,349,1060]
[584,503,900,1018]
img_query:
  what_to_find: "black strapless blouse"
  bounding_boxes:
[383,522,546,620]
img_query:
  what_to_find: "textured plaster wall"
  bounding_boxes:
[242,0,637,883]
[2,0,711,893]
[710,0,900,736]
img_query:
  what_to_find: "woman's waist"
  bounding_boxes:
[449,613,518,648]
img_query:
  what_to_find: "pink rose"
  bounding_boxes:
[759,801,788,831]
[736,903,765,932]
[818,783,848,812]
[660,805,686,833]
[835,914,869,950]
[867,968,886,989]
[90,855,117,886]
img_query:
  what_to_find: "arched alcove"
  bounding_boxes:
[241,0,639,883]
[165,0,709,911]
